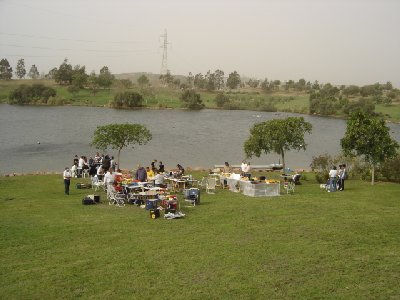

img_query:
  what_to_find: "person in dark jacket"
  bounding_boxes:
[102,155,111,172]
[135,165,147,182]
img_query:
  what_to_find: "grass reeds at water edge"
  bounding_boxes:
[0,172,399,299]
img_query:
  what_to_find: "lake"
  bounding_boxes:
[1,104,399,175]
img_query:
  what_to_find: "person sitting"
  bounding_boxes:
[223,161,232,174]
[146,166,155,178]
[154,171,165,187]
[176,164,185,177]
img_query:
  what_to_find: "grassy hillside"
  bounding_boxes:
[1,78,400,122]
[1,172,399,299]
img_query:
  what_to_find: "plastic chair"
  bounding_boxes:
[92,176,106,192]
[183,188,200,206]
[206,177,217,194]
[283,181,295,194]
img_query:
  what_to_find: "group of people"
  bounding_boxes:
[63,154,185,195]
[328,164,347,192]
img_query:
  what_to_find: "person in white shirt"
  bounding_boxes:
[328,166,338,192]
[241,160,247,176]
[243,162,251,179]
[63,167,72,195]
[103,168,116,186]
[78,156,85,177]
[154,171,165,187]
[97,166,104,181]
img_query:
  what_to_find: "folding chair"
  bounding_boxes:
[206,177,217,194]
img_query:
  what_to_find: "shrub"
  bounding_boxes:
[180,89,204,110]
[214,92,229,108]
[9,84,56,104]
[111,91,143,108]
[380,154,400,183]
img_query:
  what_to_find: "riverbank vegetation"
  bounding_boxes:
[1,172,399,299]
[1,58,400,121]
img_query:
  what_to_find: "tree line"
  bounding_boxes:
[1,57,398,115]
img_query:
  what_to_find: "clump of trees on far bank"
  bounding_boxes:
[8,84,56,104]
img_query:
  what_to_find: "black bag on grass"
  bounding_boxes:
[82,197,95,205]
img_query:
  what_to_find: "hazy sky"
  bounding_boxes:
[1,0,399,86]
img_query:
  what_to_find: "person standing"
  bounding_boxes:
[328,166,338,192]
[339,164,347,191]
[151,159,158,172]
[158,161,165,173]
[135,165,147,182]
[243,162,251,179]
[103,168,116,188]
[63,167,72,195]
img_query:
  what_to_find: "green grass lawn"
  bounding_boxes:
[1,173,399,299]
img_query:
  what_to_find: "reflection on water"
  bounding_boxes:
[1,104,399,175]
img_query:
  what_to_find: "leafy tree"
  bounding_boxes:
[342,98,375,116]
[341,112,399,185]
[226,71,241,89]
[244,117,312,171]
[71,65,88,89]
[180,89,204,110]
[46,67,58,80]
[342,85,360,97]
[214,69,225,90]
[91,123,152,167]
[205,70,216,91]
[0,58,13,80]
[15,59,26,79]
[55,59,73,85]
[261,78,271,92]
[186,72,194,88]
[247,79,260,88]
[159,71,174,87]
[193,73,206,89]
[137,74,150,87]
[119,79,133,89]
[97,66,114,89]
[28,65,39,79]
[87,71,99,95]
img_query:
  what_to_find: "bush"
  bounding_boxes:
[9,84,57,104]
[180,89,204,110]
[380,154,400,183]
[111,91,143,108]
[214,92,229,108]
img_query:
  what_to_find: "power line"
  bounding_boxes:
[0,43,157,54]
[0,31,152,45]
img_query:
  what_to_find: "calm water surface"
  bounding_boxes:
[1,104,399,175]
